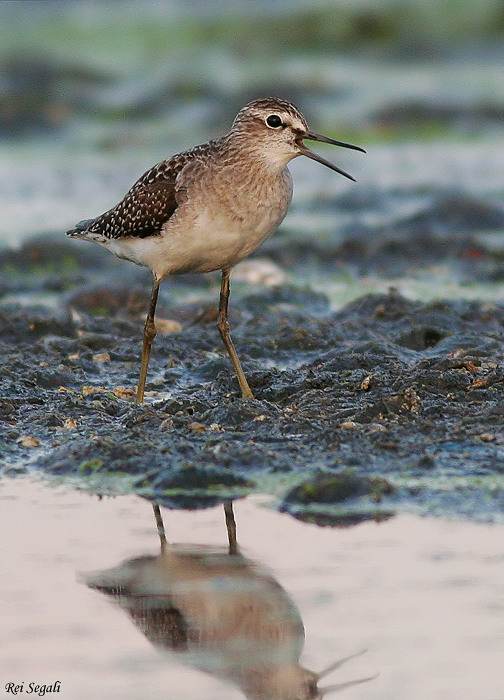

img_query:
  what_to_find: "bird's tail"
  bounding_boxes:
[66,218,95,237]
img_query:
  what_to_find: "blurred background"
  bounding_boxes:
[1,0,503,303]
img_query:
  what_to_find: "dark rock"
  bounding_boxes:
[283,470,395,505]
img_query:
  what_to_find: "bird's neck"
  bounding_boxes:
[223,132,295,174]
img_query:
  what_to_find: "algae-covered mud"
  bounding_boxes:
[1,223,504,524]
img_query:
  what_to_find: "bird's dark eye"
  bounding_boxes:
[266,114,283,128]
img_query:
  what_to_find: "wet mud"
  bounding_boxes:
[264,190,504,281]
[2,192,504,526]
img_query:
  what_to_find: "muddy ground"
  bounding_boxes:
[1,190,504,525]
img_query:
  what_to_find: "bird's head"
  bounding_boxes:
[231,97,365,181]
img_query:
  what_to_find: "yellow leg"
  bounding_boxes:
[218,268,254,399]
[136,275,161,404]
[152,503,167,550]
[224,501,238,555]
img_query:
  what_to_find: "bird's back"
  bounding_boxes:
[66,140,222,243]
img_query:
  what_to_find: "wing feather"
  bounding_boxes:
[68,157,186,240]
[67,140,221,240]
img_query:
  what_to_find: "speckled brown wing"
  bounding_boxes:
[67,154,191,240]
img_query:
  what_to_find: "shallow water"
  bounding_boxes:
[2,478,504,699]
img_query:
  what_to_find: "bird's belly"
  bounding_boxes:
[162,208,284,276]
[101,196,288,278]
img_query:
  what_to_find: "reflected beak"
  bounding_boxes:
[316,650,377,696]
[320,674,379,695]
[297,131,366,182]
[317,649,368,680]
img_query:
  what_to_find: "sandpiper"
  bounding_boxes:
[67,97,364,402]
[83,504,376,699]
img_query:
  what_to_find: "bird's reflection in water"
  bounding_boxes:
[83,502,376,699]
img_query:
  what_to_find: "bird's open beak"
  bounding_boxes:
[297,131,366,182]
